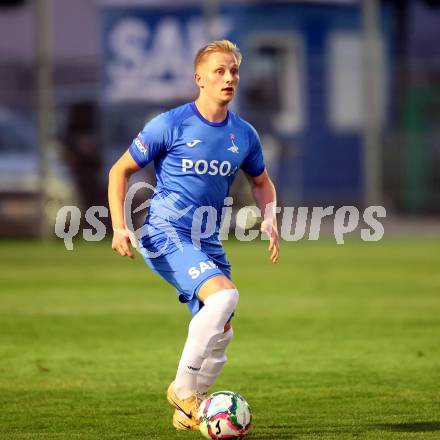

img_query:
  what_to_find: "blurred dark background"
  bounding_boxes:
[0,0,439,237]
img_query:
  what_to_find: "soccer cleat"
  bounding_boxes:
[167,382,202,427]
[172,409,199,430]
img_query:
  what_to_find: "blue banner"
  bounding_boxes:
[101,7,235,103]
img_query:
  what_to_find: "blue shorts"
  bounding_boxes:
[140,235,231,316]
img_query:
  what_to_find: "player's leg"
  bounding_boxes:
[173,274,237,399]
[168,274,238,430]
[172,320,233,430]
[197,321,233,394]
[145,243,235,426]
[195,253,235,394]
[142,241,237,428]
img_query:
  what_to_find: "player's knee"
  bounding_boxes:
[225,288,239,306]
[219,288,239,315]
[204,288,239,319]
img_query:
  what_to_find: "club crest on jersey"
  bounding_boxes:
[135,133,148,155]
[228,133,239,154]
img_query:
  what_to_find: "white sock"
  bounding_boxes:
[197,327,233,394]
[174,289,239,399]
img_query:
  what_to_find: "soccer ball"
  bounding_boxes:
[197,391,252,439]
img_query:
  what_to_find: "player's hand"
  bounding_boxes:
[111,228,138,259]
[260,219,280,263]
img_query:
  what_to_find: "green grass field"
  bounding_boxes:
[1,238,440,439]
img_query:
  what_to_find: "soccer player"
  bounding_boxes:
[108,40,279,430]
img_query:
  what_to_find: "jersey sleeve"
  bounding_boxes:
[241,125,265,177]
[128,113,173,168]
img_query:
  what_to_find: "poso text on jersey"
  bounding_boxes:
[181,159,235,176]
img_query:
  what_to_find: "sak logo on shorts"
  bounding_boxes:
[188,260,218,279]
[182,159,232,176]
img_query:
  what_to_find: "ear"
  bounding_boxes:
[194,72,203,88]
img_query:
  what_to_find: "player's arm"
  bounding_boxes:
[108,150,141,258]
[247,169,279,263]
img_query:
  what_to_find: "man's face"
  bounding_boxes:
[195,51,240,105]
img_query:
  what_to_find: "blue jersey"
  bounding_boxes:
[128,102,265,245]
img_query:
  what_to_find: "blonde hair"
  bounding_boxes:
[194,40,242,71]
